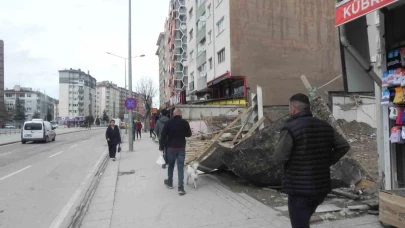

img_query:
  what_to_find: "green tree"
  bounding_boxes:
[46,109,53,121]
[95,117,101,126]
[32,111,40,119]
[102,110,109,123]
[13,97,25,121]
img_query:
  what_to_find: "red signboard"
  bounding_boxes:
[335,0,398,27]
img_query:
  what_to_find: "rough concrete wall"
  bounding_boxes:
[263,106,289,126]
[177,105,245,121]
[332,96,376,128]
[229,0,344,105]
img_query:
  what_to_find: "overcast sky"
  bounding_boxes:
[0,0,167,103]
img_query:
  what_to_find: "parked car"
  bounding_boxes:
[21,120,56,144]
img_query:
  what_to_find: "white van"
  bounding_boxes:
[21,120,56,144]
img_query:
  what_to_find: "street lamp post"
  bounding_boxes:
[128,0,133,151]
[106,52,144,135]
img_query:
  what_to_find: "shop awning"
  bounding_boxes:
[335,0,399,27]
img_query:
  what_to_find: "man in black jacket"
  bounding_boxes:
[274,93,350,228]
[159,108,192,195]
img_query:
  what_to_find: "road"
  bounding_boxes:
[0,128,109,228]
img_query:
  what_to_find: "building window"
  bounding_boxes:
[27,94,31,97]
[197,15,206,32]
[208,30,212,43]
[207,4,211,18]
[6,94,12,97]
[189,7,193,20]
[197,0,204,8]
[189,29,193,41]
[190,72,195,82]
[209,58,213,69]
[197,38,206,55]
[189,50,194,60]
[218,48,225,64]
[217,17,225,34]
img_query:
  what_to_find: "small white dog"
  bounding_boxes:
[186,161,199,189]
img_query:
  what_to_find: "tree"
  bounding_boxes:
[46,109,53,121]
[118,110,125,121]
[102,110,109,123]
[135,77,157,131]
[13,97,25,121]
[95,117,100,126]
[32,111,40,119]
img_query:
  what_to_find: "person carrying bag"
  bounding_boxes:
[106,119,121,161]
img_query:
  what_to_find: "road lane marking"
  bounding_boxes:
[0,166,32,181]
[0,152,12,157]
[70,144,77,148]
[49,150,107,228]
[81,140,89,143]
[49,151,64,158]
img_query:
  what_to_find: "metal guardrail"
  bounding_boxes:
[0,129,21,135]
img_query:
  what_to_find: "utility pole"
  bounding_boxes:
[128,0,133,151]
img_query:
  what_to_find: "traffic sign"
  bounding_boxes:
[125,98,137,110]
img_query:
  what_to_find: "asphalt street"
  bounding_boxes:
[0,128,108,228]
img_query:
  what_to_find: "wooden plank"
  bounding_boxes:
[230,109,254,145]
[213,106,252,141]
[237,116,265,145]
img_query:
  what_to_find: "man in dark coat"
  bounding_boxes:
[106,119,121,161]
[274,93,350,228]
[159,108,192,195]
[155,109,170,168]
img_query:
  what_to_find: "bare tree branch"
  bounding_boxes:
[135,77,158,130]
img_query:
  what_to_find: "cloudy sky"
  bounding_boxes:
[0,0,167,103]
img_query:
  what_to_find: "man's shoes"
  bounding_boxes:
[178,186,186,196]
[162,164,166,169]
[164,179,173,189]
[112,158,116,161]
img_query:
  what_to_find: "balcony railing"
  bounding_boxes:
[189,81,194,91]
[78,89,84,93]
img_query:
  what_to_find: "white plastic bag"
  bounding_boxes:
[156,154,165,166]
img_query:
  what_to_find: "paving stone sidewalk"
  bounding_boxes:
[80,138,383,228]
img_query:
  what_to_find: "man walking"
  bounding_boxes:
[136,120,142,140]
[159,108,192,195]
[274,93,350,228]
[149,119,156,138]
[155,110,170,168]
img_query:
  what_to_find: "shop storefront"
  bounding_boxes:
[204,72,247,105]
[336,0,405,226]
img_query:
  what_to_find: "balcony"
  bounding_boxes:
[78,89,84,94]
[78,107,84,112]
[78,95,84,99]
[189,81,195,92]
[78,101,84,106]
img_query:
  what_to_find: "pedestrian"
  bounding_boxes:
[155,109,170,168]
[274,93,350,228]
[105,119,121,161]
[136,120,142,139]
[159,108,192,195]
[132,120,136,141]
[149,119,156,138]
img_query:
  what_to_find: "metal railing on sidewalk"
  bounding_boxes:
[0,129,21,135]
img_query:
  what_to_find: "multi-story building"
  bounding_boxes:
[95,81,146,120]
[157,0,188,107]
[96,81,121,119]
[58,69,97,119]
[156,32,167,108]
[185,0,343,106]
[5,85,55,120]
[0,40,5,122]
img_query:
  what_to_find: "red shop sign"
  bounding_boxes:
[335,0,398,27]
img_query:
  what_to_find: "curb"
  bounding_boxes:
[67,153,110,228]
[0,128,105,146]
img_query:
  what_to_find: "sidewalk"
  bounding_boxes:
[0,127,104,145]
[80,138,382,228]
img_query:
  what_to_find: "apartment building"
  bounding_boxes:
[186,0,343,105]
[156,0,188,107]
[0,40,5,122]
[58,69,97,118]
[156,32,167,108]
[96,81,146,120]
[5,85,55,120]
